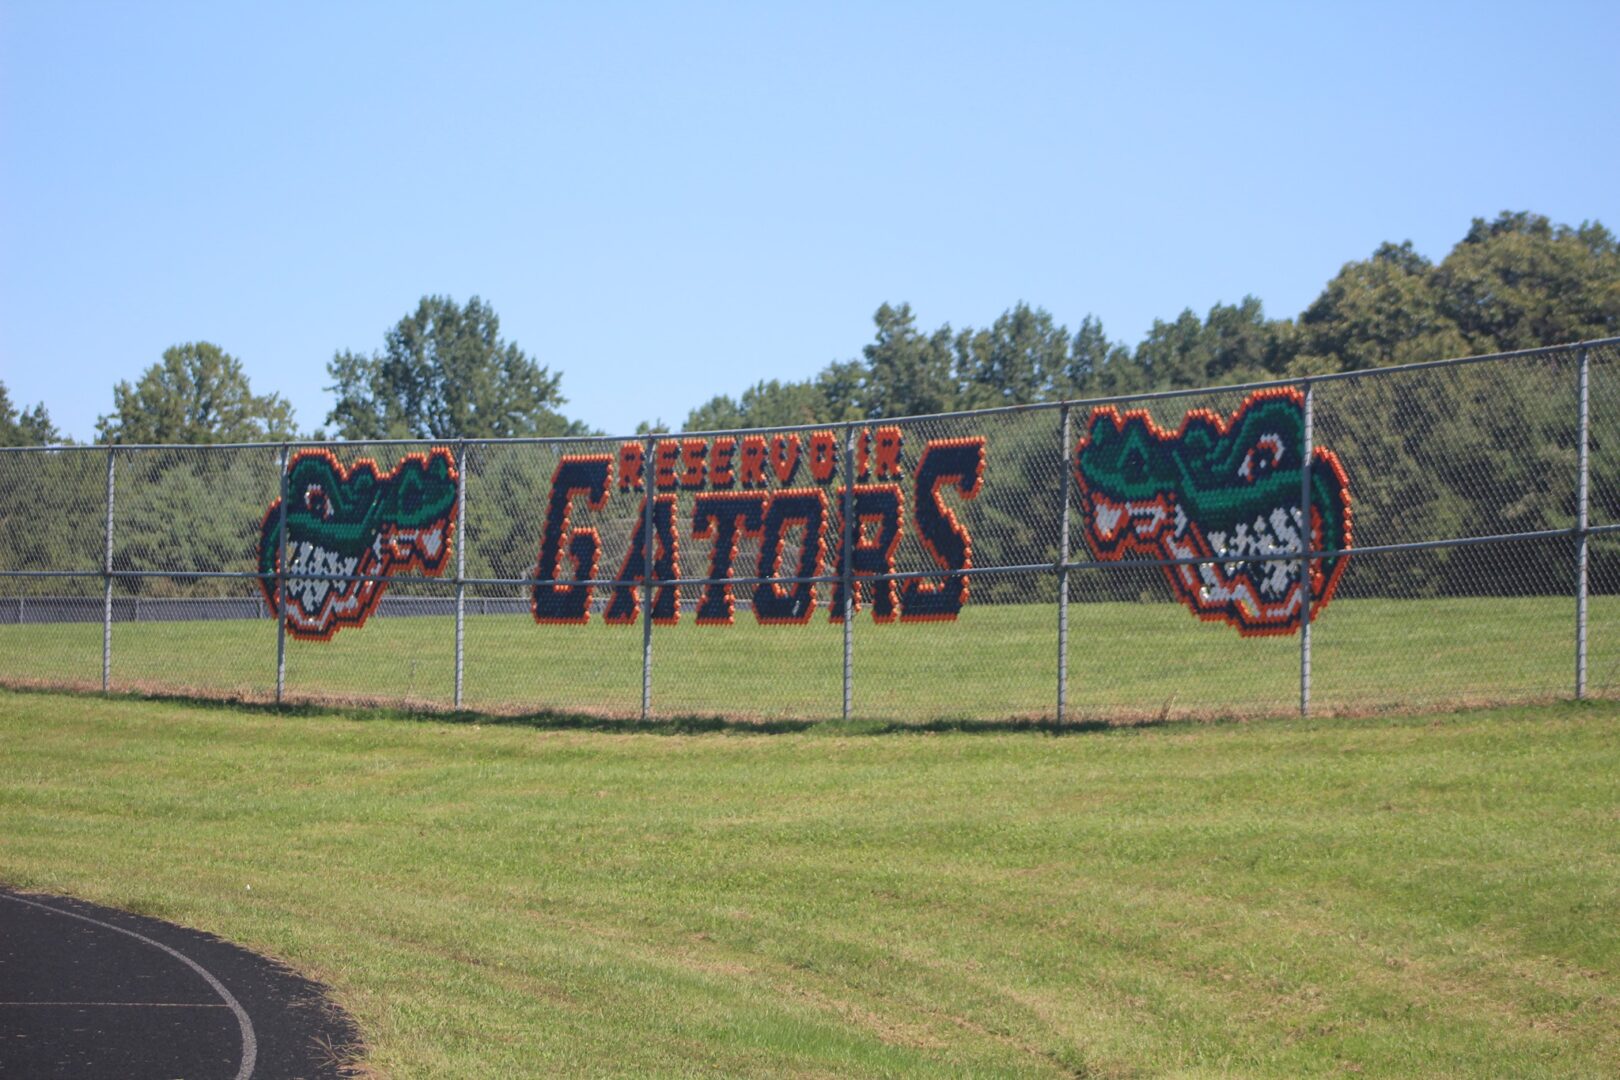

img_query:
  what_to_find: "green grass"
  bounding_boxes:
[3,690,1620,1076]
[2,596,1616,720]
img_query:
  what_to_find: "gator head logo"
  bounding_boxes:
[257,448,459,640]
[1073,388,1352,636]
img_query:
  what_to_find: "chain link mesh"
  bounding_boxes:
[0,341,1613,720]
[461,436,644,717]
[0,574,104,691]
[1314,354,1579,550]
[0,448,107,575]
[282,577,458,710]
[110,445,282,585]
[0,447,108,691]
[1063,386,1310,719]
[108,574,278,700]
[1064,561,1300,720]
[1311,536,1578,712]
[1588,343,1620,527]
[1586,532,1620,698]
[837,409,1062,721]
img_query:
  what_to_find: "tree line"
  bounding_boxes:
[0,296,589,448]
[3,211,1615,449]
[677,211,1619,431]
[3,210,1618,602]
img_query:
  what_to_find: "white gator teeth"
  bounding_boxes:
[284,542,364,624]
[1191,502,1315,606]
[1099,493,1322,613]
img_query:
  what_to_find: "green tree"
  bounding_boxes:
[1133,308,1207,388]
[954,303,1071,408]
[1201,296,1285,381]
[326,295,588,440]
[1292,241,1470,372]
[680,394,743,431]
[0,382,61,445]
[112,448,282,595]
[1436,212,1620,353]
[860,303,958,419]
[685,378,830,431]
[96,342,296,444]
[0,384,89,595]
[1057,315,1131,397]
[1133,297,1282,391]
[814,359,867,422]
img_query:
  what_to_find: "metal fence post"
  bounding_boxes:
[102,445,116,693]
[1577,347,1591,700]
[1299,380,1314,718]
[454,440,467,709]
[641,434,656,721]
[841,424,856,720]
[275,443,289,705]
[1058,404,1072,722]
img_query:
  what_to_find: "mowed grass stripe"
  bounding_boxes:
[2,691,1618,1076]
[2,595,1616,719]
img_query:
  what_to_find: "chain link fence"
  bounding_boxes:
[2,340,1616,723]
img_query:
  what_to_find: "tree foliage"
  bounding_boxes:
[677,211,1619,433]
[861,303,956,419]
[96,343,296,444]
[652,211,1620,602]
[0,382,61,446]
[326,295,589,440]
[1294,242,1468,372]
[27,210,1616,600]
[1438,213,1620,352]
[954,304,1074,409]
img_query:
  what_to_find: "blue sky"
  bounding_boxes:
[3,1,1617,440]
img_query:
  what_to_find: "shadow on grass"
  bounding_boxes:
[0,683,1198,737]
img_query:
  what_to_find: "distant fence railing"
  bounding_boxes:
[0,595,543,624]
[4,339,1619,722]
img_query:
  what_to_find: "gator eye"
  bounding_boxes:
[1238,433,1285,482]
[401,487,423,514]
[1124,449,1146,479]
[303,485,333,520]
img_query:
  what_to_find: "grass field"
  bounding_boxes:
[2,689,1619,1076]
[2,595,1617,721]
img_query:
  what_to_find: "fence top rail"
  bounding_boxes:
[3,336,1615,454]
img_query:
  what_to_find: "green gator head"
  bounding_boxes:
[1073,388,1352,635]
[257,447,458,639]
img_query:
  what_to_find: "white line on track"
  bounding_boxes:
[0,891,258,1080]
[0,1001,232,1007]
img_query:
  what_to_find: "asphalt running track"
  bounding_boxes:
[0,887,360,1078]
